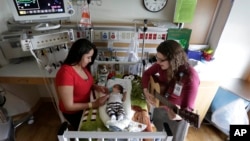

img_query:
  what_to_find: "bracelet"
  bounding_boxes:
[88,102,92,109]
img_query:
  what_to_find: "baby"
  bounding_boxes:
[106,84,126,121]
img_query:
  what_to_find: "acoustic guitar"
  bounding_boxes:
[149,76,200,128]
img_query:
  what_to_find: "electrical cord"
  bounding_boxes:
[35,51,64,122]
[28,42,66,123]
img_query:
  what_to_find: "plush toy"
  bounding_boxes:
[107,71,116,80]
[97,65,109,86]
[98,65,108,74]
[123,74,136,81]
[132,105,153,132]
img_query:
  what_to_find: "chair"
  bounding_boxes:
[0,86,36,141]
[0,91,14,141]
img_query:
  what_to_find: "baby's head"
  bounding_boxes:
[112,84,123,93]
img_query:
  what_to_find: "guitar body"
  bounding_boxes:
[149,75,200,128]
[149,75,161,107]
[149,75,167,106]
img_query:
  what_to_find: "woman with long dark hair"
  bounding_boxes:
[55,38,109,130]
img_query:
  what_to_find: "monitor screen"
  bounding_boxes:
[8,0,74,23]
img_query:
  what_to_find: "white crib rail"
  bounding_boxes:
[57,122,173,141]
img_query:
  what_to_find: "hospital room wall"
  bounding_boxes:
[0,0,11,66]
[0,1,10,33]
[69,0,218,44]
[73,0,176,23]
[208,0,250,79]
[0,0,218,44]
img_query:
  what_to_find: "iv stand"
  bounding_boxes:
[140,19,148,76]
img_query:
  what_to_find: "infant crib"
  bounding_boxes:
[57,121,173,141]
[57,77,173,141]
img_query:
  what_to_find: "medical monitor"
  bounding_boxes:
[8,0,74,24]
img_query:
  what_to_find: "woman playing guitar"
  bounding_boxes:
[142,40,200,141]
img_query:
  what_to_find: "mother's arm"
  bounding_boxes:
[57,85,89,111]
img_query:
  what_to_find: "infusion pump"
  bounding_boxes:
[0,29,74,58]
[20,29,74,73]
[0,31,31,60]
[0,29,74,73]
[20,29,74,51]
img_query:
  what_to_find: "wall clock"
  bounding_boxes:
[143,0,168,12]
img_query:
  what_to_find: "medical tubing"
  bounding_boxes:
[141,19,148,74]
[29,44,63,121]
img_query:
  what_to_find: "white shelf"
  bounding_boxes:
[95,60,138,65]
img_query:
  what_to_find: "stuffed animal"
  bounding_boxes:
[98,65,108,75]
[132,105,153,132]
[97,65,109,86]
[123,74,136,81]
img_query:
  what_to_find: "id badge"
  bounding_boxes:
[173,83,183,96]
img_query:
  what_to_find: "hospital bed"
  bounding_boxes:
[57,76,173,141]
[207,86,249,136]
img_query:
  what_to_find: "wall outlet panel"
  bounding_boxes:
[94,30,101,40]
[109,31,118,40]
[118,31,134,41]
[101,31,109,40]
[30,31,71,50]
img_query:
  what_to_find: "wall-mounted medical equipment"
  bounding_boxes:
[0,31,31,60]
[7,0,75,23]
[19,29,74,73]
[7,0,75,31]
[20,29,74,51]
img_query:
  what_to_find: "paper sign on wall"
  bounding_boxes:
[174,0,197,23]
[167,28,192,51]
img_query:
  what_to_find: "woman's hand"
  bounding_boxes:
[144,91,157,106]
[95,85,109,94]
[92,94,109,108]
[161,106,182,120]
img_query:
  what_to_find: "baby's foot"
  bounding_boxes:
[117,115,124,121]
[111,115,116,121]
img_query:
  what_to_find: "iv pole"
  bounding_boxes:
[140,19,148,76]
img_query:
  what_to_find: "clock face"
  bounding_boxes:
[143,0,168,12]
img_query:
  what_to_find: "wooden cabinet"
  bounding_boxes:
[194,81,221,126]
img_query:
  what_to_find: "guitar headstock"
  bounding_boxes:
[178,109,200,128]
